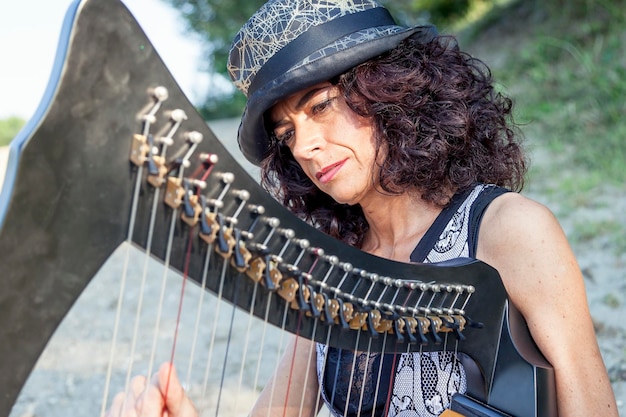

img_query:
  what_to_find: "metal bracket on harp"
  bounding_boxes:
[128,86,485,350]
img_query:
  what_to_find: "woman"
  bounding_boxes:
[107,0,617,416]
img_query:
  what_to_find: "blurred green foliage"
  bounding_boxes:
[466,0,626,248]
[0,117,25,147]
[477,0,626,186]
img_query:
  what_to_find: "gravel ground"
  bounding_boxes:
[3,118,625,416]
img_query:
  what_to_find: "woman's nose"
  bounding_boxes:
[291,125,325,160]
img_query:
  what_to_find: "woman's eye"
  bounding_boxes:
[311,97,335,115]
[275,129,294,144]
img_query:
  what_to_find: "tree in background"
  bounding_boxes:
[163,0,479,120]
[0,117,25,147]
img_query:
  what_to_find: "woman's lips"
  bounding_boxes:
[316,159,347,184]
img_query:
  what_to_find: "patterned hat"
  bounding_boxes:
[228,0,437,166]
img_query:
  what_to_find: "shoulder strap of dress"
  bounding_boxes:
[410,185,510,262]
[467,185,510,258]
[410,187,475,263]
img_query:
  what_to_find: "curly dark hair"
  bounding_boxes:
[260,35,527,247]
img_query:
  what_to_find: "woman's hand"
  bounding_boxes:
[105,363,198,417]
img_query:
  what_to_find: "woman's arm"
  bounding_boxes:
[250,335,320,417]
[477,192,618,416]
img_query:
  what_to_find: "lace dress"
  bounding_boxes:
[316,184,509,417]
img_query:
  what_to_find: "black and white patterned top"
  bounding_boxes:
[317,184,509,417]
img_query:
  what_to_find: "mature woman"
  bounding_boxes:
[106,0,617,416]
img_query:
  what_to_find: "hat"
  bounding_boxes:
[228,0,437,166]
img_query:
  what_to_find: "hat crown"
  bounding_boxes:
[228,0,384,97]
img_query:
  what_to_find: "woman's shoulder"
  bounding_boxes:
[477,191,566,258]
[484,191,554,218]
[491,190,557,218]
[476,190,581,317]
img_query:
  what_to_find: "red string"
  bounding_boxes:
[199,164,215,182]
[163,159,210,404]
[163,223,194,403]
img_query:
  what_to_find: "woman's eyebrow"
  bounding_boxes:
[296,86,328,110]
[270,118,288,132]
[270,86,330,131]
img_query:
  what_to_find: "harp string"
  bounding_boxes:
[198,188,234,405]
[363,279,397,417]
[364,273,398,416]
[99,171,144,417]
[163,223,197,404]
[342,270,378,417]
[233,206,267,404]
[382,284,416,417]
[103,86,478,417]
[266,291,291,415]
[310,256,340,417]
[337,266,372,417]
[235,279,260,400]
[185,240,213,388]
[99,90,168,416]
[259,225,294,416]
[214,263,240,415]
[144,123,199,387]
[212,180,261,414]
[200,252,225,399]
[283,249,323,417]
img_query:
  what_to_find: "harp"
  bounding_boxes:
[0,0,556,415]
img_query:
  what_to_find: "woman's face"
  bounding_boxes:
[269,82,380,206]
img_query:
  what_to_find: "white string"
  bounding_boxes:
[370,332,389,417]
[235,281,260,401]
[123,187,163,393]
[212,260,235,416]
[356,337,374,417]
[370,282,404,417]
[298,318,319,417]
[200,257,228,400]
[252,291,273,406]
[317,330,333,417]
[265,297,290,417]
[185,245,213,387]
[342,330,361,417]
[144,206,179,382]
[99,164,144,417]
[143,130,195,386]
[101,88,172,415]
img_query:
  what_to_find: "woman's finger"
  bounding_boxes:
[133,373,166,417]
[156,362,198,417]
[128,375,147,401]
[105,375,146,417]
[105,391,127,417]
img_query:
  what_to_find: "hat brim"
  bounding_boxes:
[237,24,437,166]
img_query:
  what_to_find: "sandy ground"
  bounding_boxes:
[2,118,625,416]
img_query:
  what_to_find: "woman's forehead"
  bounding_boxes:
[284,81,333,105]
[270,81,335,118]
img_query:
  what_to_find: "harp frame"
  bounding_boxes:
[0,0,556,416]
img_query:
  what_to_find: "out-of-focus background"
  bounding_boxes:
[2,0,625,415]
